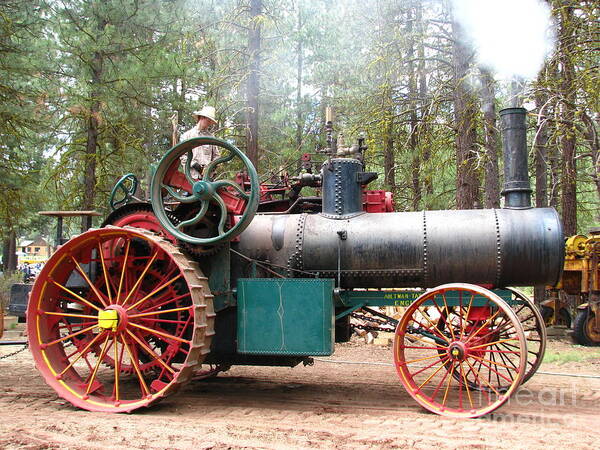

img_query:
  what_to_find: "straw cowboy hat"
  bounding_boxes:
[192,105,217,124]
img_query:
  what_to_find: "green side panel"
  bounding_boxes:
[237,278,335,356]
[340,289,513,307]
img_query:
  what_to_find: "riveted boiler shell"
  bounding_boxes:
[235,207,564,289]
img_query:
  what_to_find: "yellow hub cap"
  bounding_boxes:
[98,309,119,331]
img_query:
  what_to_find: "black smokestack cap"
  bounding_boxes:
[500,107,532,209]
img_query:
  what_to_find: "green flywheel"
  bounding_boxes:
[150,136,259,245]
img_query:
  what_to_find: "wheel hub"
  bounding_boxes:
[192,180,215,200]
[447,341,467,361]
[98,309,119,331]
[98,305,130,332]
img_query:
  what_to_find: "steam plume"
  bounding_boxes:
[451,0,556,80]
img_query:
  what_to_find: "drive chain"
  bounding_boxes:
[349,312,448,339]
[0,343,28,360]
[350,312,396,333]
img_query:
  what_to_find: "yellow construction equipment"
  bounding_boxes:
[545,228,600,345]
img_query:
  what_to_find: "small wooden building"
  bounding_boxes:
[18,236,52,263]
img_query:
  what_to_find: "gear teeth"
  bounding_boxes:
[29,226,215,413]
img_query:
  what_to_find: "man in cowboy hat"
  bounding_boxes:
[180,105,220,178]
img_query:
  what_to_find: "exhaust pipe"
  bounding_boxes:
[500,107,532,209]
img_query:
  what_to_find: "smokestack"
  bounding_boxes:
[500,107,532,208]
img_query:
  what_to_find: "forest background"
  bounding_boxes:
[0,0,598,271]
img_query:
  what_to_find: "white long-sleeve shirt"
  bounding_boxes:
[180,127,221,177]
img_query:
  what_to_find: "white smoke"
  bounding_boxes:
[451,0,556,80]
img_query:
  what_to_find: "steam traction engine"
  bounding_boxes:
[26,108,563,418]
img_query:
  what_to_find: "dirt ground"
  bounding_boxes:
[0,337,599,450]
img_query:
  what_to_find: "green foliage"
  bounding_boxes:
[0,0,597,242]
[543,349,600,365]
[0,0,51,240]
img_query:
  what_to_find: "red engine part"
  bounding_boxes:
[258,184,287,202]
[163,159,192,192]
[457,306,495,360]
[466,306,492,322]
[363,190,394,213]
[218,187,247,215]
[236,171,289,203]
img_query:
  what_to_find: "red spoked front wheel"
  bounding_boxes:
[394,283,527,418]
[27,227,215,412]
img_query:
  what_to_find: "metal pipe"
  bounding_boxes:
[0,341,28,346]
[500,107,532,208]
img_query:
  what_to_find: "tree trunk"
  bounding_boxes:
[534,89,549,210]
[2,231,17,273]
[480,69,500,208]
[80,12,107,231]
[407,7,421,210]
[383,111,396,191]
[80,71,101,231]
[295,5,304,171]
[416,3,432,200]
[548,133,560,210]
[173,77,185,136]
[557,5,577,235]
[2,237,8,272]
[246,0,262,172]
[452,20,481,209]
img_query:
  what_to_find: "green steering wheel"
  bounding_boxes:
[109,173,139,210]
[150,137,259,245]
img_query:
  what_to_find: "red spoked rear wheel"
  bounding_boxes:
[27,227,215,412]
[506,288,546,385]
[394,283,526,418]
[104,203,177,246]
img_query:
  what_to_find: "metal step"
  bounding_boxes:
[1,330,24,340]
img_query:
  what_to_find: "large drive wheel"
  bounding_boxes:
[573,307,600,346]
[394,283,527,418]
[151,136,259,246]
[506,288,546,384]
[27,227,215,412]
[102,203,177,246]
